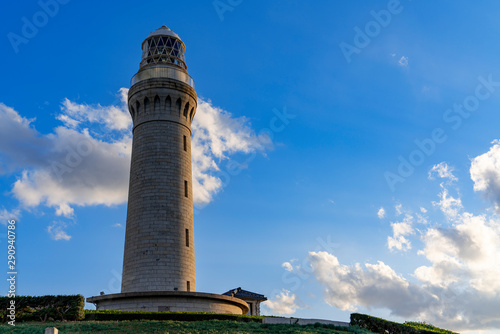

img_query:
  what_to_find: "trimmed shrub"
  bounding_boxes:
[351,313,418,334]
[405,321,459,334]
[0,295,85,322]
[84,310,263,323]
[350,313,459,334]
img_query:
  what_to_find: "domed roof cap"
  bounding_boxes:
[147,25,180,39]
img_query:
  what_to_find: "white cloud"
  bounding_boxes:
[471,140,500,212]
[262,289,302,315]
[377,207,386,219]
[416,212,429,225]
[416,212,500,293]
[398,56,408,67]
[11,129,132,212]
[47,221,71,241]
[387,213,414,251]
[112,223,122,228]
[0,103,46,173]
[429,162,458,182]
[433,186,463,220]
[0,94,132,216]
[0,208,20,225]
[395,203,403,216]
[307,251,432,315]
[282,262,294,272]
[55,203,74,218]
[57,88,131,131]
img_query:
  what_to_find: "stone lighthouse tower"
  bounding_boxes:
[87,26,248,314]
[121,25,197,294]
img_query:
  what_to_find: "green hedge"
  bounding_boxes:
[405,321,459,334]
[84,310,263,323]
[0,295,85,322]
[350,313,458,334]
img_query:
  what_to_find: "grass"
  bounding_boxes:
[0,320,374,333]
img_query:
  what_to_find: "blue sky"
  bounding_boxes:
[2,0,500,333]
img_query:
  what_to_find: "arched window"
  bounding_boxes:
[144,97,150,114]
[176,98,182,116]
[183,102,189,118]
[165,96,172,111]
[154,95,160,113]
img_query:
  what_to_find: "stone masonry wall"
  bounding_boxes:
[121,78,197,293]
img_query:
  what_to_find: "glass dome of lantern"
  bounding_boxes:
[139,25,187,70]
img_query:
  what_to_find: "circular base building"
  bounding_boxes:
[87,291,249,314]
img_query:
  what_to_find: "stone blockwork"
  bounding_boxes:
[121,77,197,293]
[88,291,249,314]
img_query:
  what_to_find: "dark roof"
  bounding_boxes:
[222,287,267,301]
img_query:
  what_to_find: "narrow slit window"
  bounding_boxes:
[185,228,189,247]
[184,180,188,198]
[183,135,187,151]
[187,281,191,292]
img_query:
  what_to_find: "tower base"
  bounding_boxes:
[86,291,249,314]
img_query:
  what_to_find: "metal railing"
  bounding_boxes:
[131,66,195,88]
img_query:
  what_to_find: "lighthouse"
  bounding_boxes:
[121,25,197,294]
[87,26,248,314]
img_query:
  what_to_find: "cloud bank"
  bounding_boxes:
[0,89,271,238]
[282,158,500,331]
